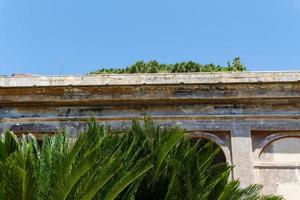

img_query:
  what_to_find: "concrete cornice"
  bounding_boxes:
[1,72,300,87]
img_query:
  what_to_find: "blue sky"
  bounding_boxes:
[0,0,300,75]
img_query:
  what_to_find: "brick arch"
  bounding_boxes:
[189,132,232,165]
[255,132,300,160]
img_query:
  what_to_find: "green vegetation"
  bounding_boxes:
[0,119,281,200]
[90,57,246,74]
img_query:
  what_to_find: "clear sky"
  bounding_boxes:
[0,0,300,75]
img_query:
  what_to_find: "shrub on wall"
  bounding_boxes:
[90,57,246,74]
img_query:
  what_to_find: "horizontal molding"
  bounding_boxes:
[1,98,300,107]
[254,162,300,168]
[2,114,300,123]
[1,72,300,87]
[1,83,300,106]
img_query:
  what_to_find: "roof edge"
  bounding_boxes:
[1,72,300,87]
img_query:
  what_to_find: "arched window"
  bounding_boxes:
[255,134,300,199]
[190,138,227,164]
[259,137,300,163]
[189,132,231,165]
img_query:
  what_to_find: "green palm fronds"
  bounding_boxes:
[0,119,282,200]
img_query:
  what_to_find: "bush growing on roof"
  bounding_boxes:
[90,57,246,74]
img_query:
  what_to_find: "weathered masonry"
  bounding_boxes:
[1,72,300,199]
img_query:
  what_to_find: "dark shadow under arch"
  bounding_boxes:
[189,133,229,165]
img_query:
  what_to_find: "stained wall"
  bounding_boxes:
[1,72,300,199]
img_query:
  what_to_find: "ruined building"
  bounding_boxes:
[0,72,299,199]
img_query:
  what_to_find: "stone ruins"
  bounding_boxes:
[0,72,300,199]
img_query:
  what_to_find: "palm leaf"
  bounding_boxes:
[103,157,152,200]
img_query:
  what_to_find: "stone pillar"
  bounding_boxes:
[231,122,255,187]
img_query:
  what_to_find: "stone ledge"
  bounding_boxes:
[1,72,300,87]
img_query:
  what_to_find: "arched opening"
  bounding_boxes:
[190,132,232,164]
[256,135,300,199]
[189,132,231,165]
[259,136,300,163]
[190,138,227,164]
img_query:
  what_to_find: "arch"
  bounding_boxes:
[189,132,232,165]
[255,132,300,160]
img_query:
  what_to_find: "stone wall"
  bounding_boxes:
[1,72,300,199]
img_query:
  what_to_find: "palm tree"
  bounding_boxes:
[0,131,39,200]
[0,122,152,200]
[0,119,283,200]
[133,122,282,200]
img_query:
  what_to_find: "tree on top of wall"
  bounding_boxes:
[227,57,246,71]
[90,57,247,74]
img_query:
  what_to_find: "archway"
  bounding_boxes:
[255,133,300,199]
[189,132,231,165]
[255,132,300,160]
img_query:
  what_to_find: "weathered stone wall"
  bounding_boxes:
[1,72,300,199]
